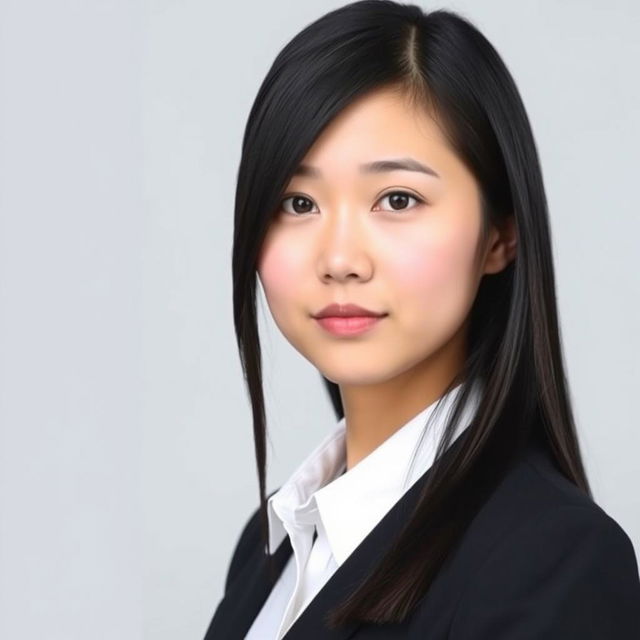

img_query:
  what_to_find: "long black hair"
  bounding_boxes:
[231,0,590,628]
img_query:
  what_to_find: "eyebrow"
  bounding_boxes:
[292,157,441,179]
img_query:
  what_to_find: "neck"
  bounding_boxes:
[339,328,467,471]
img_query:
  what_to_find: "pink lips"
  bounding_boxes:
[312,302,387,319]
[314,315,386,336]
[312,303,388,337]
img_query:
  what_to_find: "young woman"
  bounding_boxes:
[204,2,640,638]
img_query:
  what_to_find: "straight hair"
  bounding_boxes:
[231,0,590,627]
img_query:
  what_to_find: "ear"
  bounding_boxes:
[483,215,517,275]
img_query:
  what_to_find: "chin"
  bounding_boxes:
[316,366,395,387]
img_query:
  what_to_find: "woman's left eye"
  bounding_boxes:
[375,191,424,212]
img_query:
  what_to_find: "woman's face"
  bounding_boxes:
[257,86,504,387]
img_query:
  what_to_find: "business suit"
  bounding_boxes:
[205,432,640,639]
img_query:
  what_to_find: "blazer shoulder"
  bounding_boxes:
[445,440,640,639]
[448,502,640,638]
[490,437,637,556]
[486,436,611,525]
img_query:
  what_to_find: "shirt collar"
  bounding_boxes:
[267,380,482,564]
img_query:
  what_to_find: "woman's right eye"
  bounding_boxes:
[280,195,318,216]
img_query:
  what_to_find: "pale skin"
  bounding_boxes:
[257,86,517,472]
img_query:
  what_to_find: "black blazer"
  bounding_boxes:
[204,433,640,639]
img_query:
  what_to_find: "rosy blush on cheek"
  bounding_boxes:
[257,234,301,297]
[258,250,289,296]
[387,231,477,325]
[428,243,470,286]
[389,235,457,291]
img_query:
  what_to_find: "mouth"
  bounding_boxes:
[313,314,388,337]
[312,303,387,319]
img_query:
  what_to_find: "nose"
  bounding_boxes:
[315,210,373,284]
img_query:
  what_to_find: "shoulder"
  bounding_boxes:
[481,436,640,582]
[446,441,640,638]
[466,435,632,545]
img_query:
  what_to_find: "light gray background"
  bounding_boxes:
[0,1,638,638]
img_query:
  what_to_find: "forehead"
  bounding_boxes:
[295,86,457,180]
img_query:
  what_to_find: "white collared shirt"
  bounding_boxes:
[245,381,481,640]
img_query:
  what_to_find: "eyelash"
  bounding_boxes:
[278,190,426,217]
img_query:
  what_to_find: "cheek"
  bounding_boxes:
[389,224,478,327]
[258,248,288,299]
[257,233,304,318]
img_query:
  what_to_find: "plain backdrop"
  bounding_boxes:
[0,1,638,638]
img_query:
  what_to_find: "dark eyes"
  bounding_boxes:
[278,190,426,217]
